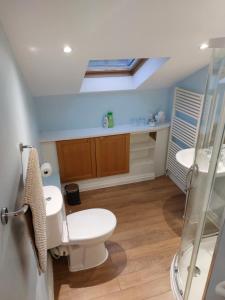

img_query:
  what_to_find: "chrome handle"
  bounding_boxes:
[185,166,194,193]
[183,164,199,219]
[1,204,29,225]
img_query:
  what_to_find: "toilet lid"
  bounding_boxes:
[67,208,117,242]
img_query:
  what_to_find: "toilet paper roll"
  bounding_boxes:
[40,162,52,177]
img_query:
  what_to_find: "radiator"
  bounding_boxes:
[166,87,204,191]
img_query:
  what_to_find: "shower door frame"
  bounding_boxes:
[171,37,225,300]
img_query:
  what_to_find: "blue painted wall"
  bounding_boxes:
[0,24,49,300]
[34,65,210,133]
[171,66,208,122]
[176,66,208,94]
[34,88,172,132]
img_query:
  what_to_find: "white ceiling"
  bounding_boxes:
[0,0,225,97]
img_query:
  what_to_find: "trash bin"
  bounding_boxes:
[65,183,81,205]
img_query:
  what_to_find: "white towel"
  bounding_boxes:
[23,148,47,273]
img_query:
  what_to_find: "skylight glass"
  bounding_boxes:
[81,57,170,92]
[88,59,136,70]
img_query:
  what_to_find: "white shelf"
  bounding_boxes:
[40,123,170,142]
[130,161,154,175]
[131,142,155,152]
[131,157,154,166]
[129,132,156,176]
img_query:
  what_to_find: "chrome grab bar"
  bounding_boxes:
[1,205,29,225]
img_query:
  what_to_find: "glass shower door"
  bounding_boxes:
[174,45,225,300]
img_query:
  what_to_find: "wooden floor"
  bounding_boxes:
[53,176,185,300]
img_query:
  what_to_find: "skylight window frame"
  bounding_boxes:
[87,59,136,71]
[85,58,147,77]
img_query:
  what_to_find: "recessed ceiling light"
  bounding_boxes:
[63,45,72,53]
[200,43,209,50]
[28,46,39,53]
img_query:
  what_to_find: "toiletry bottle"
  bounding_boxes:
[103,115,109,128]
[107,112,114,128]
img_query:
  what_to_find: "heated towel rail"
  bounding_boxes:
[166,87,204,191]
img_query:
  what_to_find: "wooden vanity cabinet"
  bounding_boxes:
[95,134,130,177]
[56,134,130,183]
[56,138,97,182]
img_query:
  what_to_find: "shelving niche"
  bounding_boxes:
[130,132,156,176]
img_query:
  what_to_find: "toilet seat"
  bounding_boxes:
[66,208,117,245]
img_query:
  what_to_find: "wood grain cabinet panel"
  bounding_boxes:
[96,134,130,177]
[56,138,96,182]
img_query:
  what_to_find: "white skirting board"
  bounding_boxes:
[62,173,155,192]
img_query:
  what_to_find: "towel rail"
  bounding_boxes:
[1,143,33,225]
[1,205,29,225]
[19,143,33,152]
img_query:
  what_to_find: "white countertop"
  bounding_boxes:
[40,123,170,142]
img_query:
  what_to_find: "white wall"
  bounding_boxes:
[0,24,50,300]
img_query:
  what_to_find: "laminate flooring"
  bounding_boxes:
[53,176,185,300]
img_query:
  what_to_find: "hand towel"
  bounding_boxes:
[23,148,47,273]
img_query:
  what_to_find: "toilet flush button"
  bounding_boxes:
[45,197,51,201]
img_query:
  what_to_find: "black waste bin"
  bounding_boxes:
[65,183,81,205]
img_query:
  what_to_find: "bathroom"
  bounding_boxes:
[1,1,225,300]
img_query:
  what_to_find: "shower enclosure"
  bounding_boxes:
[171,38,225,299]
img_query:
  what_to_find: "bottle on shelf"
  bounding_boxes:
[103,114,109,128]
[107,112,114,128]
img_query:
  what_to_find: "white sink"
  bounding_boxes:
[176,148,225,175]
[176,148,195,170]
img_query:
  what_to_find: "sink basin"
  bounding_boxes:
[176,148,195,170]
[176,148,225,175]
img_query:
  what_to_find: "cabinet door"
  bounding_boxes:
[96,134,130,177]
[56,139,96,182]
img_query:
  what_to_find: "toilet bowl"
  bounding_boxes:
[44,185,117,272]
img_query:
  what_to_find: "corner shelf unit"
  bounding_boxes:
[130,133,155,176]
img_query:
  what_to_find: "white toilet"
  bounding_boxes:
[43,185,117,272]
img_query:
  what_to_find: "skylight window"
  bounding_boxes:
[88,59,136,70]
[81,57,170,93]
[85,58,147,77]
